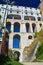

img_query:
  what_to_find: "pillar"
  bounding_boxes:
[20,23,26,32]
[11,24,14,32]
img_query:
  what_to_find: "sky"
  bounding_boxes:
[0,0,41,8]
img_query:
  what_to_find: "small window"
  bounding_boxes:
[39,23,42,27]
[17,11,19,13]
[10,8,12,13]
[25,7,27,9]
[28,35,32,39]
[37,13,39,15]
[31,12,33,15]
[17,6,19,8]
[38,17,41,21]
[25,12,27,14]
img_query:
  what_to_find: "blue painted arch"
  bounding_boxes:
[26,23,30,32]
[6,22,11,31]
[13,34,20,48]
[14,22,20,32]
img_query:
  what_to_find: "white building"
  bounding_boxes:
[0,4,43,62]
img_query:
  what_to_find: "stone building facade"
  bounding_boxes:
[0,4,43,62]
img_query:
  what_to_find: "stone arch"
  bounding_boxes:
[13,34,20,48]
[28,35,32,39]
[25,23,30,32]
[6,22,11,31]
[14,22,20,32]
[32,23,36,32]
[14,51,20,61]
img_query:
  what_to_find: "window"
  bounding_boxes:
[24,16,29,20]
[14,22,20,32]
[17,11,19,13]
[25,7,27,9]
[24,16,35,20]
[14,15,21,19]
[26,23,30,32]
[38,17,41,21]
[32,23,36,32]
[6,22,11,31]
[13,34,20,48]
[39,23,42,27]
[10,8,12,13]
[28,35,32,39]
[7,15,13,19]
[0,15,1,19]
[31,12,33,15]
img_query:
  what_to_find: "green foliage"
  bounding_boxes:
[34,29,43,61]
[4,61,23,65]
[0,55,23,65]
[0,55,10,65]
[35,42,43,58]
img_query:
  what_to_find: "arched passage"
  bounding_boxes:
[13,34,20,48]
[6,22,11,31]
[14,22,20,32]
[32,23,36,32]
[26,23,30,32]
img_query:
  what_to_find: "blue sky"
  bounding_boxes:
[0,0,40,8]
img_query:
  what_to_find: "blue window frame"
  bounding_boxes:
[14,23,20,32]
[13,37,20,48]
[26,23,30,32]
[13,35,20,48]
[6,23,11,31]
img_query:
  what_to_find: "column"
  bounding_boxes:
[20,23,26,32]
[30,23,33,33]
[9,34,13,49]
[11,24,14,32]
[19,49,23,62]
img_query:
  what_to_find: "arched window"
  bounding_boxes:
[39,23,42,27]
[28,35,32,39]
[13,34,20,48]
[14,22,20,32]
[38,17,41,21]
[32,23,36,32]
[26,23,30,32]
[6,22,11,31]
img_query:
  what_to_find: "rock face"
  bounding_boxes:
[1,32,9,56]
[38,1,43,20]
[38,2,43,11]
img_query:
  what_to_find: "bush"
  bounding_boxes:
[4,61,23,65]
[0,55,10,65]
